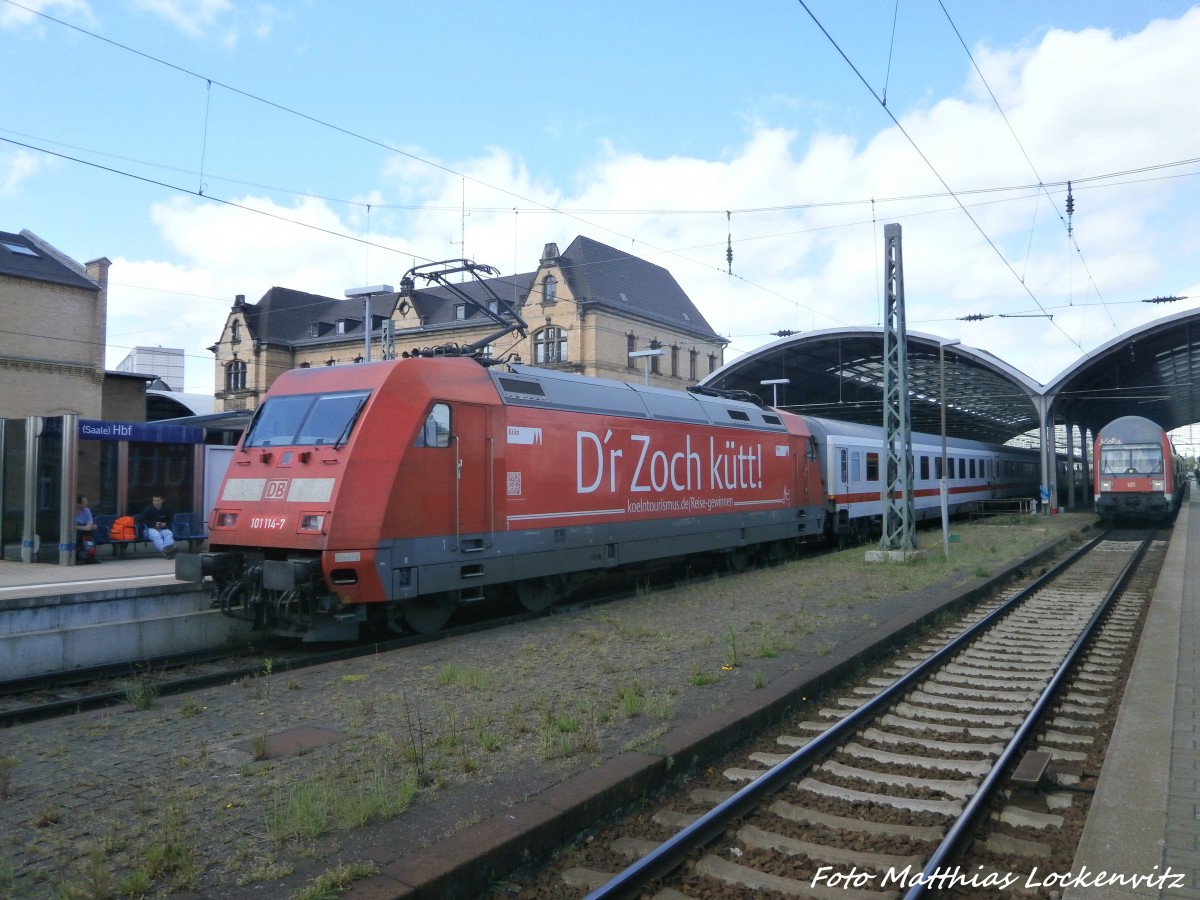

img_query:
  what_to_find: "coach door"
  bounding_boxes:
[453,403,492,549]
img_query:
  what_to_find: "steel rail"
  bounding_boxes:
[901,530,1153,899]
[584,531,1113,900]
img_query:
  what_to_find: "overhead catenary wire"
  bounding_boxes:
[5,0,1196,376]
[791,0,1112,354]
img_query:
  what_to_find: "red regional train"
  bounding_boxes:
[1093,415,1186,523]
[177,357,1042,640]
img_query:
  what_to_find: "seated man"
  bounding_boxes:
[75,494,99,564]
[140,494,178,559]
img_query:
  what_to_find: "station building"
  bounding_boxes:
[208,236,730,413]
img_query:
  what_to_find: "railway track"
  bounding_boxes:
[508,530,1164,899]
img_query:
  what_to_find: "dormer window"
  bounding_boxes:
[1,240,38,256]
[542,275,557,304]
[336,319,348,334]
[455,304,466,320]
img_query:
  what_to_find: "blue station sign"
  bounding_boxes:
[78,419,205,444]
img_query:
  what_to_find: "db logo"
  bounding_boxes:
[265,479,290,500]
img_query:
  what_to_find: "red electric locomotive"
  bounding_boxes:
[177,357,829,640]
[1093,415,1185,523]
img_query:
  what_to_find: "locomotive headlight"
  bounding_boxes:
[1099,480,1112,492]
[216,512,238,528]
[299,513,326,533]
[1152,479,1165,491]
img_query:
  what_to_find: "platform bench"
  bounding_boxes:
[93,515,153,557]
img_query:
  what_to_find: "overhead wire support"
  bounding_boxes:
[726,211,733,275]
[1065,181,1075,237]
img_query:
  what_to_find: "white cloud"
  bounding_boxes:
[111,7,1200,394]
[0,148,48,194]
[0,0,94,31]
[129,0,281,44]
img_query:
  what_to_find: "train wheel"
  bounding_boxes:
[515,578,559,613]
[401,593,456,633]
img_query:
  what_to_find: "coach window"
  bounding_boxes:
[958,458,966,479]
[850,451,862,483]
[416,403,451,448]
[866,452,879,482]
[920,456,930,480]
[969,458,976,478]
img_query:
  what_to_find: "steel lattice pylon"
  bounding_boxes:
[880,224,915,550]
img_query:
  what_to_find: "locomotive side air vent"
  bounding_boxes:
[727,410,750,421]
[762,414,782,425]
[498,377,546,396]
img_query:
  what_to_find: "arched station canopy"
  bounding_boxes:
[701,327,1044,445]
[1043,307,1200,439]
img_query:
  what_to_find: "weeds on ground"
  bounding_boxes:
[292,861,377,900]
[266,757,418,842]
[724,627,741,669]
[178,697,202,717]
[122,675,158,710]
[437,663,495,690]
[616,681,645,718]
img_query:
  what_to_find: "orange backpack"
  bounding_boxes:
[112,516,137,540]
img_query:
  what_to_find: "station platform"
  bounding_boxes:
[0,507,1196,898]
[0,553,177,600]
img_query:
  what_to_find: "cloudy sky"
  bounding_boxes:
[3,0,1198,415]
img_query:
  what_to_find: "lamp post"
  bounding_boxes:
[344,284,394,363]
[628,347,664,385]
[760,378,790,407]
[939,339,962,558]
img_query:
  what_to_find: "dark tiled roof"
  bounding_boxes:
[243,237,724,346]
[408,272,535,327]
[242,287,393,344]
[0,230,99,291]
[556,236,724,342]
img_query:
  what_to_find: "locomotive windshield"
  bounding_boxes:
[243,390,371,448]
[1099,444,1164,476]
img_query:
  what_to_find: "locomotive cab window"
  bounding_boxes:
[1100,446,1163,475]
[416,403,451,448]
[244,390,371,448]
